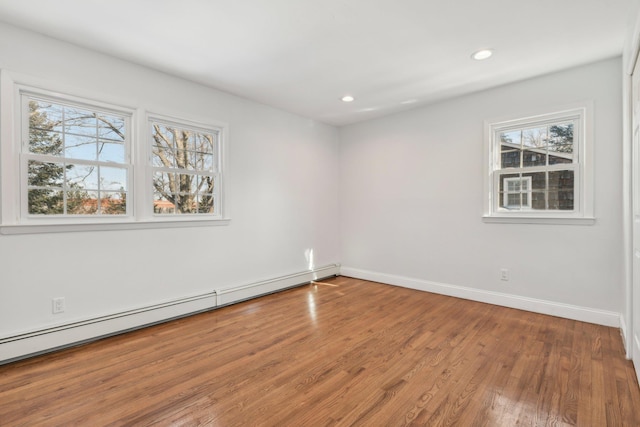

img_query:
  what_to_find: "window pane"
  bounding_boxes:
[101,166,128,191]
[30,100,63,132]
[189,151,201,171]
[169,174,199,214]
[97,114,125,141]
[506,193,521,208]
[154,171,176,194]
[501,150,521,168]
[67,164,99,190]
[29,128,63,156]
[28,189,64,214]
[548,153,572,165]
[548,191,574,210]
[549,123,573,153]
[549,170,574,191]
[183,131,197,151]
[522,126,548,149]
[500,130,521,147]
[100,191,127,215]
[29,100,64,155]
[194,133,215,153]
[174,193,198,213]
[67,190,98,215]
[181,130,216,152]
[557,190,574,210]
[507,180,520,192]
[152,144,175,168]
[531,191,546,210]
[175,148,194,170]
[197,194,214,213]
[153,172,178,215]
[522,172,545,190]
[173,130,190,151]
[98,141,125,163]
[548,122,573,164]
[523,150,546,167]
[154,193,175,214]
[28,160,64,187]
[64,107,97,137]
[176,173,198,195]
[197,175,215,194]
[152,124,175,149]
[194,152,215,172]
[65,134,97,160]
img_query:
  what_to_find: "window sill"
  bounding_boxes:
[0,218,231,235]
[482,215,595,225]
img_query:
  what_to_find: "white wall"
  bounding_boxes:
[0,23,340,344]
[0,22,626,361]
[339,58,624,321]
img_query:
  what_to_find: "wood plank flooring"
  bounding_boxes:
[1,276,639,426]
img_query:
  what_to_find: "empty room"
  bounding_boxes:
[2,0,640,425]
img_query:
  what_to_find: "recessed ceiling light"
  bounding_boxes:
[471,49,493,60]
[341,95,355,102]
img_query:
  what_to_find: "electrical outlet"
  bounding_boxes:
[52,297,65,314]
[500,269,509,281]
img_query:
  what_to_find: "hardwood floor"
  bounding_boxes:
[1,276,639,426]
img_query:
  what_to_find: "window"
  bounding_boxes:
[0,71,229,234]
[484,105,594,224]
[22,93,131,218]
[150,118,221,216]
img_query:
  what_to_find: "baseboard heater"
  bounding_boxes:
[0,264,340,364]
[215,263,340,306]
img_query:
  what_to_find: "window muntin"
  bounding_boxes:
[150,120,220,216]
[488,110,584,218]
[23,95,130,217]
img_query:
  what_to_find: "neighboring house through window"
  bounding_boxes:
[502,176,532,210]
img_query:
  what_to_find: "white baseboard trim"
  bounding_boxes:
[215,264,341,306]
[1,264,340,364]
[620,314,631,359]
[341,267,621,328]
[0,292,217,364]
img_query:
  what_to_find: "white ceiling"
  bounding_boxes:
[0,0,634,126]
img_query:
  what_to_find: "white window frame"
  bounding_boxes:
[19,90,134,222]
[483,103,595,225]
[0,70,229,234]
[147,114,224,220]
